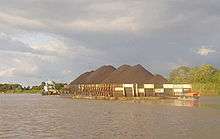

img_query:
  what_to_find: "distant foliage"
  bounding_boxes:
[169,64,220,95]
[0,84,23,92]
[169,66,192,83]
[55,83,67,90]
[212,71,220,83]
[191,64,217,83]
[169,64,218,84]
[31,82,46,90]
[0,81,67,94]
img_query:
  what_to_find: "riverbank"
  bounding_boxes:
[0,90,41,94]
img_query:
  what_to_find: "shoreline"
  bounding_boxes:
[0,92,41,95]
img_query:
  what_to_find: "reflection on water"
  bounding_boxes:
[123,99,200,108]
[127,97,220,109]
[0,94,220,139]
[173,99,200,107]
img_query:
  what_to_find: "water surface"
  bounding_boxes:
[0,94,220,139]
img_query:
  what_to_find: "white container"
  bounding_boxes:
[144,84,154,89]
[163,84,174,89]
[155,88,164,93]
[173,84,183,89]
[182,84,192,89]
[115,87,124,91]
[174,88,183,93]
[123,84,134,88]
[138,88,145,93]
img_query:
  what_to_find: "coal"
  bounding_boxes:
[70,64,167,85]
[102,64,155,84]
[70,65,116,85]
[70,71,94,84]
[83,65,116,84]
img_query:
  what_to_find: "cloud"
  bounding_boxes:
[0,32,35,53]
[197,47,216,56]
[65,17,139,32]
[0,57,39,78]
[1,0,220,85]
[62,69,72,75]
[13,58,39,76]
[0,68,16,77]
[0,11,46,29]
[0,30,103,85]
[0,31,94,58]
[9,32,65,52]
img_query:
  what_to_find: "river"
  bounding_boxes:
[0,94,220,139]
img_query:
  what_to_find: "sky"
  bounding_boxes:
[0,0,220,86]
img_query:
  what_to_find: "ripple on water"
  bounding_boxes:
[0,94,220,139]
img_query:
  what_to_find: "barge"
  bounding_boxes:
[62,83,200,100]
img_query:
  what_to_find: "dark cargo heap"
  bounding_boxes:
[70,64,167,85]
[64,64,168,98]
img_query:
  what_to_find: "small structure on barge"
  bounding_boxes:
[42,81,59,95]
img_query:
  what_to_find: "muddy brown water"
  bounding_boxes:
[0,94,220,139]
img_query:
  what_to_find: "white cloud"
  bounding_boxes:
[31,39,68,55]
[0,12,46,29]
[62,69,72,75]
[197,47,216,56]
[0,68,16,77]
[13,58,39,76]
[65,17,139,32]
[0,32,8,39]
[10,32,102,60]
[10,32,72,56]
[0,57,39,78]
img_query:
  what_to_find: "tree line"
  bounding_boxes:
[0,82,67,93]
[169,64,220,95]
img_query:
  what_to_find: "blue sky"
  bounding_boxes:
[0,0,220,86]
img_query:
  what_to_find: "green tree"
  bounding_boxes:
[55,83,67,90]
[41,82,46,86]
[169,66,192,83]
[212,70,220,83]
[191,64,217,83]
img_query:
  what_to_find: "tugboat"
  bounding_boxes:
[178,91,200,100]
[42,81,60,95]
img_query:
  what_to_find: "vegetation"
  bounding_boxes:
[0,83,41,94]
[169,64,220,96]
[55,83,67,90]
[0,82,67,94]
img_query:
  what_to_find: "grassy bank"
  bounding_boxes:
[1,89,41,94]
[192,83,220,96]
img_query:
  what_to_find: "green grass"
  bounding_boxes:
[1,89,41,94]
